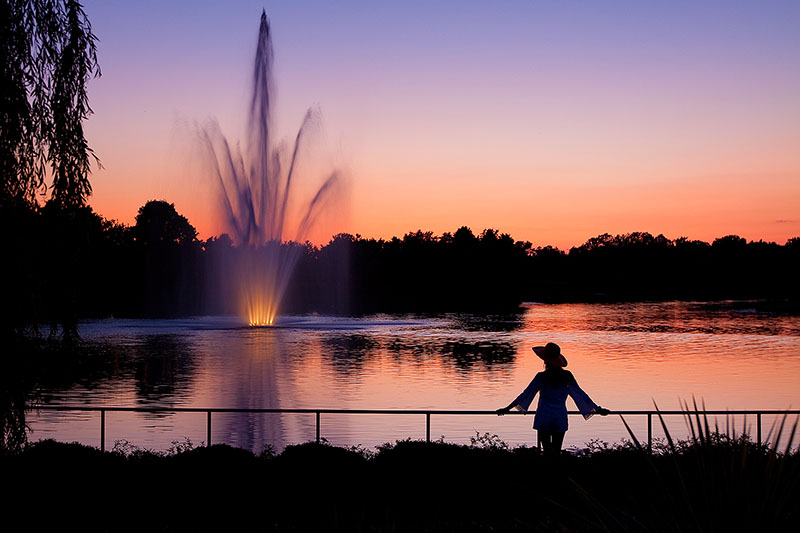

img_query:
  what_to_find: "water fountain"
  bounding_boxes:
[199,11,341,325]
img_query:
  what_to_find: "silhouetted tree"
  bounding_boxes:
[39,202,105,340]
[1,1,99,342]
[49,0,101,207]
[0,1,36,204]
[134,200,198,246]
[134,200,201,317]
[0,0,99,207]
[712,234,747,250]
[313,233,353,314]
[202,234,236,315]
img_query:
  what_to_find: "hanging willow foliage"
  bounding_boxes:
[0,0,100,207]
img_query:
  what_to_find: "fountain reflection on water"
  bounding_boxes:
[198,11,341,326]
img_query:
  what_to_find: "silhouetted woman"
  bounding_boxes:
[497,343,610,454]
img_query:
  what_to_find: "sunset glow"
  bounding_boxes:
[81,1,800,248]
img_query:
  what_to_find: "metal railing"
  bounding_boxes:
[28,405,800,452]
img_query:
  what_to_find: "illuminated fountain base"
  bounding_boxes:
[237,243,299,327]
[246,293,277,326]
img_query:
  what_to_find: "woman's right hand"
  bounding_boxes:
[496,407,509,416]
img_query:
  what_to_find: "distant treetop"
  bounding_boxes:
[134,200,198,246]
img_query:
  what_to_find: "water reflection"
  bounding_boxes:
[439,340,517,370]
[34,342,127,393]
[451,312,526,332]
[383,337,432,359]
[198,328,287,451]
[322,334,379,373]
[133,335,196,408]
[18,302,800,452]
[522,301,800,336]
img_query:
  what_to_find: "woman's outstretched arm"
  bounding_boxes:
[567,376,611,419]
[497,374,542,415]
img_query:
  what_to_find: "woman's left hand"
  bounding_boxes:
[597,407,611,416]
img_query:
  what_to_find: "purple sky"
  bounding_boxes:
[83,1,800,248]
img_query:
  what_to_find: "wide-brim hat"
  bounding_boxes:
[533,342,568,367]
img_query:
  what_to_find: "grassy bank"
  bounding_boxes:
[2,426,798,532]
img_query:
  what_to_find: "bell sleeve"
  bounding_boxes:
[509,374,542,412]
[567,377,600,420]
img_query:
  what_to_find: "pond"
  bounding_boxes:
[27,301,800,452]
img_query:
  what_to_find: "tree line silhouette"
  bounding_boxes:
[291,227,800,314]
[2,198,798,340]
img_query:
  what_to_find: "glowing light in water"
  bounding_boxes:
[199,11,341,326]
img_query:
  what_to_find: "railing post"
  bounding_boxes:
[207,411,212,446]
[100,409,105,452]
[316,411,321,443]
[647,413,652,453]
[426,413,431,443]
[757,412,762,445]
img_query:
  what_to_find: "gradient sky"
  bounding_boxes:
[82,1,800,249]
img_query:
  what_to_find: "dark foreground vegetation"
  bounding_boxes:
[3,199,799,340]
[3,422,798,532]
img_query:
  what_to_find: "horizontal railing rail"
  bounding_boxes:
[27,405,800,452]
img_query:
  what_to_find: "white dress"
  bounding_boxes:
[509,369,599,432]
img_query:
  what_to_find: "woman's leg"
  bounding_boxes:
[538,430,554,454]
[551,431,565,452]
[538,430,565,455]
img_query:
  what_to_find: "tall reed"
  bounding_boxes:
[615,399,800,531]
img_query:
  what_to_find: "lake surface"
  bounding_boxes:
[28,301,800,452]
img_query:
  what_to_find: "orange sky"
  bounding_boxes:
[83,2,800,250]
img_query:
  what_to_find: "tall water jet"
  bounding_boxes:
[199,11,342,326]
